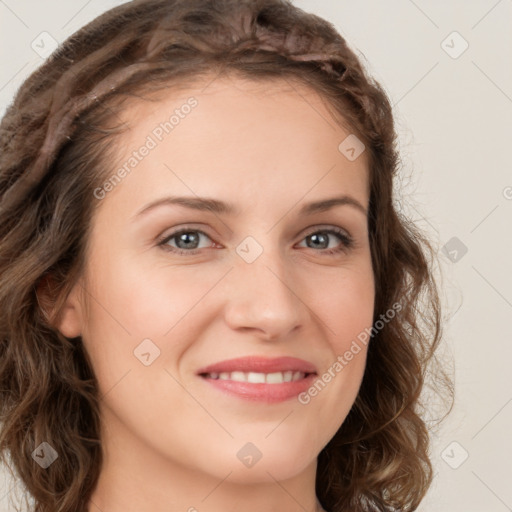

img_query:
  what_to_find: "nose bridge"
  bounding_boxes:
[223,239,306,337]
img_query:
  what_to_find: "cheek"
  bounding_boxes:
[85,253,214,338]
[312,263,375,350]
[300,264,374,421]
[79,256,220,386]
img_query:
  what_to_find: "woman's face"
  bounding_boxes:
[58,75,374,487]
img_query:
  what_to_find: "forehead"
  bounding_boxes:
[97,74,370,215]
[118,72,365,159]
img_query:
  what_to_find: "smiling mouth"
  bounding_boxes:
[198,370,318,403]
[199,370,316,384]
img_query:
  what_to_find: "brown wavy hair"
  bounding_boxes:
[0,1,452,511]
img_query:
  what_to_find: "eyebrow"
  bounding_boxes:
[131,194,368,221]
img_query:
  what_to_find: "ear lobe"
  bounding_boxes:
[36,273,83,339]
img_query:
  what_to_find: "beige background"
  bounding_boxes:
[1,1,511,511]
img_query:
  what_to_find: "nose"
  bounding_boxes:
[223,250,308,341]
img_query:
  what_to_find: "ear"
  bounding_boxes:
[36,273,83,339]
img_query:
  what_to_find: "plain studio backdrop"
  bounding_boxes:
[1,1,511,511]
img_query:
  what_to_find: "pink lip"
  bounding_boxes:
[201,374,318,403]
[196,356,318,375]
[196,356,318,403]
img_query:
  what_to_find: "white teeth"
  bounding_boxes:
[266,372,285,384]
[247,372,266,383]
[205,370,307,383]
[231,371,247,382]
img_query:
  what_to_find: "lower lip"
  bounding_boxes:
[199,374,317,403]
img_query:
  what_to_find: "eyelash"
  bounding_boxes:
[156,226,354,257]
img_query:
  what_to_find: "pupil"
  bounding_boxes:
[309,233,327,249]
[178,232,198,249]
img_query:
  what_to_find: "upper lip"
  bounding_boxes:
[196,356,317,375]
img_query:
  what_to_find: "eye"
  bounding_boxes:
[157,228,215,255]
[296,227,354,255]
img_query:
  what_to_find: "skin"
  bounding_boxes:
[53,74,375,512]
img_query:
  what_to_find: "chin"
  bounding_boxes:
[226,458,314,485]
[214,439,318,484]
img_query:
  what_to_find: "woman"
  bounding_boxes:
[0,1,450,511]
